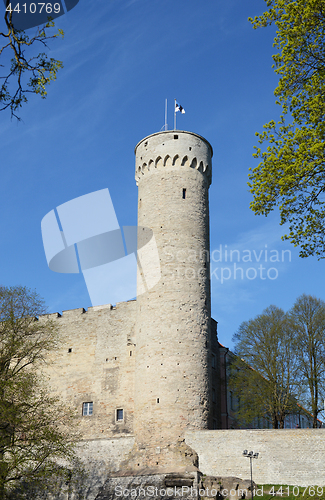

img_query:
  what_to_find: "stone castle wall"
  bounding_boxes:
[41,301,136,440]
[185,429,325,486]
[35,429,325,499]
[39,299,219,475]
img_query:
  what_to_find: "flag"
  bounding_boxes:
[175,101,185,114]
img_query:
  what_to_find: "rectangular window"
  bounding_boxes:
[82,402,93,416]
[211,353,216,369]
[116,408,124,421]
[182,188,186,199]
[230,391,234,411]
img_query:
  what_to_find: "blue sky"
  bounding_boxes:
[0,0,324,349]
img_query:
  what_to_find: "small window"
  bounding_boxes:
[174,135,178,139]
[82,402,93,416]
[182,188,186,199]
[116,409,123,421]
[212,353,216,369]
[157,398,159,403]
[230,391,234,411]
[68,348,72,353]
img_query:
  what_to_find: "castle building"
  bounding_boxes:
[44,130,220,474]
[42,131,325,491]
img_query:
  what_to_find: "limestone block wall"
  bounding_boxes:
[134,131,213,452]
[41,301,136,440]
[185,429,325,486]
[78,437,135,473]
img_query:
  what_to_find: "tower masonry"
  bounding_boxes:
[132,130,213,471]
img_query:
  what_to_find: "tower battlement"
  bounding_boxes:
[135,131,213,186]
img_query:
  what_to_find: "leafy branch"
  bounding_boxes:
[0,8,64,119]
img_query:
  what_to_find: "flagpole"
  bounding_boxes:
[174,98,176,130]
[165,99,168,131]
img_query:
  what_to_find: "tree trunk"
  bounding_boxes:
[272,414,278,429]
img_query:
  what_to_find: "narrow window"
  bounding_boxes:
[116,409,124,421]
[130,351,132,356]
[68,348,72,353]
[82,402,93,416]
[174,135,178,139]
[230,391,234,411]
[157,398,159,403]
[182,188,186,199]
[211,353,216,369]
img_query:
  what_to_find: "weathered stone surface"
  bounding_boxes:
[200,476,254,500]
[95,473,199,500]
[41,302,137,442]
[133,131,213,468]
[186,429,325,486]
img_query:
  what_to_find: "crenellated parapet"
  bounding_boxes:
[37,300,136,322]
[135,130,213,185]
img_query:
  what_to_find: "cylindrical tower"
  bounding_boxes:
[133,130,213,470]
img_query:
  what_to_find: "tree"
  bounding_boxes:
[248,0,325,258]
[0,8,64,120]
[0,285,80,498]
[289,294,325,427]
[230,305,300,428]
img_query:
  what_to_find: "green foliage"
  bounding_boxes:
[248,0,325,258]
[0,11,64,120]
[0,286,81,499]
[230,305,300,428]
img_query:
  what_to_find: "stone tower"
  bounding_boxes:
[130,130,213,472]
